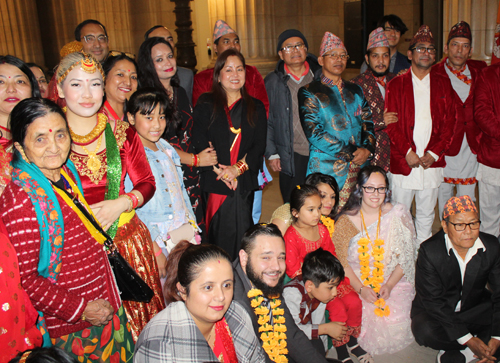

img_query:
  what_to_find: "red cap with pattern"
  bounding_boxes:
[442,195,478,220]
[448,21,472,43]
[409,25,434,49]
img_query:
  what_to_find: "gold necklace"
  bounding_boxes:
[67,111,108,145]
[81,132,104,173]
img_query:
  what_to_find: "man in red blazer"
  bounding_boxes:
[434,21,487,219]
[474,53,500,236]
[385,25,456,244]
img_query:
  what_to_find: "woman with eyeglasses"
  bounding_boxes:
[331,165,418,356]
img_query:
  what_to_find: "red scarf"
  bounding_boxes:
[375,76,386,88]
[212,317,238,363]
[445,61,472,86]
[205,100,242,230]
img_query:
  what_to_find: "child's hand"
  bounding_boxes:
[326,321,347,340]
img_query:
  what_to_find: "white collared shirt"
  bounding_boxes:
[443,234,499,344]
[391,70,443,189]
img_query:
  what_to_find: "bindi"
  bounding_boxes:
[49,129,52,132]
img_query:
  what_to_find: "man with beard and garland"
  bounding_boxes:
[351,27,398,172]
[434,21,486,220]
[233,223,336,363]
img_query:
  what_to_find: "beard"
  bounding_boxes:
[245,259,285,297]
[371,67,389,77]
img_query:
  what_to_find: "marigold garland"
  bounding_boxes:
[320,215,335,235]
[359,209,390,317]
[248,288,288,362]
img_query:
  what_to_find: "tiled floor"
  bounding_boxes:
[259,164,473,363]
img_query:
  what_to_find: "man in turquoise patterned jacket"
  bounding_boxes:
[298,32,375,206]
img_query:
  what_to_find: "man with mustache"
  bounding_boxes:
[385,25,456,244]
[233,223,334,363]
[351,27,397,172]
[433,21,486,222]
[298,32,375,207]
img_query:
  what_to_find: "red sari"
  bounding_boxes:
[212,318,238,363]
[0,221,42,363]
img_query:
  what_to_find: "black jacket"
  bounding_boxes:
[232,260,329,363]
[412,230,500,341]
[264,54,321,176]
[192,93,267,195]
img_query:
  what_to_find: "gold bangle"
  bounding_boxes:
[122,194,133,213]
[81,311,86,321]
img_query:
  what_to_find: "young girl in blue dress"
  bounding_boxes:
[125,88,200,283]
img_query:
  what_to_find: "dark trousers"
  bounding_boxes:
[412,297,493,351]
[288,339,341,363]
[279,152,309,203]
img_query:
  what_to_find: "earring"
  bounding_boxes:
[19,147,31,164]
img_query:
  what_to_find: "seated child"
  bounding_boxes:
[284,185,373,363]
[283,248,345,357]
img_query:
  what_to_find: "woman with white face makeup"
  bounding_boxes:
[53,52,165,341]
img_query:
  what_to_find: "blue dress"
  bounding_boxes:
[298,77,375,191]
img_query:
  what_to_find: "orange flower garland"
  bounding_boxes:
[248,288,288,362]
[320,215,335,235]
[358,209,390,317]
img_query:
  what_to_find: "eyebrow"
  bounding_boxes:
[33,127,67,138]
[115,68,137,74]
[67,77,102,82]
[0,74,28,79]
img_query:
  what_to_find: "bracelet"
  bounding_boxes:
[358,286,365,294]
[122,194,133,213]
[81,311,86,321]
[195,154,200,167]
[191,153,195,167]
[126,192,139,209]
[154,249,162,257]
[234,160,248,176]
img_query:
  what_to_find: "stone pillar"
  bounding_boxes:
[171,0,197,71]
[443,0,499,62]
[208,0,277,74]
[0,0,45,65]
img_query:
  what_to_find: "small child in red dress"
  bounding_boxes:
[284,185,372,363]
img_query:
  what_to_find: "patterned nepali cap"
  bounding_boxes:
[319,32,346,56]
[442,196,478,220]
[409,25,434,49]
[367,27,390,50]
[213,19,236,43]
[448,21,472,43]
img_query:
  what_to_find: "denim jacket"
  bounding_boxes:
[125,139,196,242]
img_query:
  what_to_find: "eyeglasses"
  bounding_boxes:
[323,53,350,61]
[362,186,388,194]
[109,51,136,60]
[448,221,481,232]
[384,26,400,34]
[280,43,306,53]
[82,35,108,44]
[411,46,437,54]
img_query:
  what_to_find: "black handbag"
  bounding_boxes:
[53,178,155,303]
[105,241,155,303]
